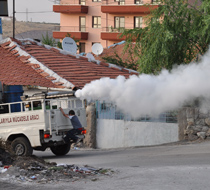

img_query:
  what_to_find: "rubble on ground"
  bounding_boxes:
[0,148,113,184]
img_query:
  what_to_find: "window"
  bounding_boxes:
[114,17,125,29]
[92,0,101,2]
[79,43,85,53]
[134,16,142,28]
[79,16,86,32]
[79,0,86,5]
[114,0,125,5]
[152,0,161,3]
[92,16,101,28]
[92,42,99,45]
[135,0,143,4]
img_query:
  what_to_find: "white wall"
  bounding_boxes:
[96,119,178,149]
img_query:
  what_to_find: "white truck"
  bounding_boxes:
[0,92,87,156]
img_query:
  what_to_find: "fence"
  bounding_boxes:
[95,101,177,123]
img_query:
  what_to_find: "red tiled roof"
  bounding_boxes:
[0,41,58,88]
[94,43,139,70]
[0,38,138,89]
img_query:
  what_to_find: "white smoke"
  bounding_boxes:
[75,49,210,118]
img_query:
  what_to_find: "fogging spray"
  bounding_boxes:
[75,49,210,118]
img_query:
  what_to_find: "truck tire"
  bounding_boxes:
[50,143,71,156]
[11,137,33,156]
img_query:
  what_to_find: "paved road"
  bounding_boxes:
[1,141,210,190]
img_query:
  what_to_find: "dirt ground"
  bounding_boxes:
[2,20,59,39]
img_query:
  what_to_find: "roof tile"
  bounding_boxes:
[0,38,138,89]
[31,64,40,69]
[51,48,60,53]
[10,49,19,55]
[7,44,17,51]
[40,72,50,77]
[35,69,44,73]
[0,41,10,47]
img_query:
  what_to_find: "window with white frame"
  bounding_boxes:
[79,16,86,32]
[92,16,101,28]
[134,16,143,28]
[152,0,161,3]
[79,0,86,5]
[114,0,125,5]
[114,16,125,29]
[135,0,143,4]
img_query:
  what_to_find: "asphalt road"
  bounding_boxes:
[1,140,210,190]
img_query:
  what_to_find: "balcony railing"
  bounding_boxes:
[101,27,137,40]
[101,26,133,32]
[53,26,88,40]
[54,0,161,5]
[54,26,88,32]
[101,0,161,5]
[101,27,126,40]
[54,0,83,5]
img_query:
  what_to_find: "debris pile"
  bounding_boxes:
[0,148,113,184]
[0,148,15,166]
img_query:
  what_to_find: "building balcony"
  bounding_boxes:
[53,4,88,14]
[53,26,88,40]
[101,27,127,41]
[101,27,137,41]
[101,4,160,14]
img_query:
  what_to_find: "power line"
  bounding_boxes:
[16,11,53,14]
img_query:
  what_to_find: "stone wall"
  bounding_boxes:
[178,107,210,141]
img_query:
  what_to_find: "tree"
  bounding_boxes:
[41,32,56,46]
[122,0,210,74]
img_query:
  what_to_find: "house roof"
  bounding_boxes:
[0,40,58,88]
[0,38,138,89]
[95,42,139,69]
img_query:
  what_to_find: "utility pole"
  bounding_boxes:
[0,18,3,41]
[26,8,28,22]
[13,0,15,38]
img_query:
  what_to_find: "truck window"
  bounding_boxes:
[0,104,9,114]
[26,101,42,111]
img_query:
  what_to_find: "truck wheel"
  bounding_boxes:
[50,143,71,156]
[11,137,33,156]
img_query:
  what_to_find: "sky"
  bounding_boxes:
[6,0,60,23]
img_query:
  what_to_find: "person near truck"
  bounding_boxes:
[59,108,82,144]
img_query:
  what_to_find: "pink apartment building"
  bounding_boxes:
[53,0,160,53]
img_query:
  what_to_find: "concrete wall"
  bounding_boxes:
[96,119,178,149]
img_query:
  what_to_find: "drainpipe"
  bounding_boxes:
[106,0,108,48]
[0,18,2,40]
[13,0,15,38]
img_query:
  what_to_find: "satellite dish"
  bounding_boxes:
[92,43,103,56]
[62,37,77,54]
[86,53,95,61]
